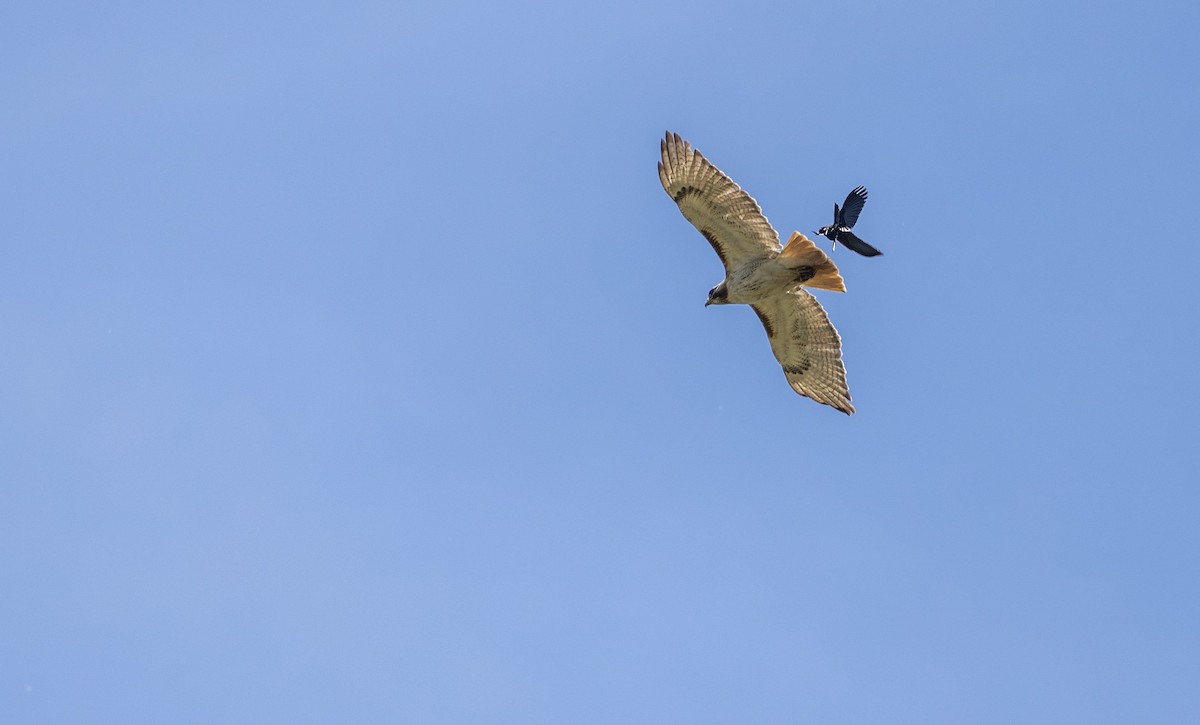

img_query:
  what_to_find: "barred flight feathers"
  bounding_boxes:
[658,132,779,270]
[658,131,858,414]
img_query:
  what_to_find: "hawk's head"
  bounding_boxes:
[705,282,730,307]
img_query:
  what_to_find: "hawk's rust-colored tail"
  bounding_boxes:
[779,232,846,293]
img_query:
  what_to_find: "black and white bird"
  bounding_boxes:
[816,186,881,257]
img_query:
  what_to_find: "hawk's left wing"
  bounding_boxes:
[751,288,854,414]
[658,132,780,271]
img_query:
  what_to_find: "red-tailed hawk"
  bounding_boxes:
[658,131,855,414]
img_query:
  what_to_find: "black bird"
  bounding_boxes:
[816,186,882,257]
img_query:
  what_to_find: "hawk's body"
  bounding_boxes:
[658,132,855,414]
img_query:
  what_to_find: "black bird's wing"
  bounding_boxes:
[838,186,868,228]
[835,230,882,257]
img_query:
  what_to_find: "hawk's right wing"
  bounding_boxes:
[659,132,780,271]
[751,288,854,414]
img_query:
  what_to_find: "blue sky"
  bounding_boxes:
[3,1,1199,722]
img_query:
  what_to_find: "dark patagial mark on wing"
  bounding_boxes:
[699,228,729,267]
[839,186,868,229]
[751,305,775,338]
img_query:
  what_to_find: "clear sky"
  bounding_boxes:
[3,1,1199,723]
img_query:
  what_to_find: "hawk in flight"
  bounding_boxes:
[658,131,855,414]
